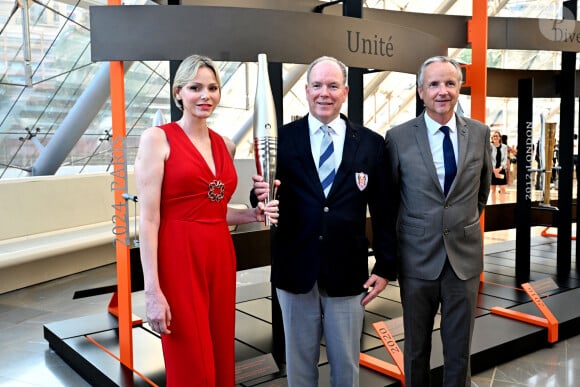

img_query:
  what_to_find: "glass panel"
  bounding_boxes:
[0,84,24,133]
[1,0,579,178]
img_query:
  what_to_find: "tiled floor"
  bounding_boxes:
[1,185,579,386]
[1,245,579,387]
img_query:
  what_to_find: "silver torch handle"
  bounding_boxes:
[253,53,278,226]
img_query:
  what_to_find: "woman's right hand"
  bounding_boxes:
[145,289,172,335]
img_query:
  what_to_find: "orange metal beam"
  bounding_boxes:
[468,0,488,283]
[491,282,559,343]
[111,59,134,367]
[480,212,485,283]
[107,292,143,327]
[108,0,133,368]
[468,0,488,122]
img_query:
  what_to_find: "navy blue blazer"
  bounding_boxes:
[271,114,396,297]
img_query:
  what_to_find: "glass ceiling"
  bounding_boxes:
[0,0,577,178]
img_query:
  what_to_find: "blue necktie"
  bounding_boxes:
[318,125,335,196]
[440,125,457,196]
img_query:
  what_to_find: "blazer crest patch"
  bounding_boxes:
[355,172,368,191]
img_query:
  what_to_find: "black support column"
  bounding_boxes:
[557,0,576,279]
[169,0,182,122]
[169,60,181,122]
[416,89,423,117]
[343,0,364,125]
[516,78,533,285]
[268,62,283,125]
[267,61,285,364]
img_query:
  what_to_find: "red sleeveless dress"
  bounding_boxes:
[157,122,237,386]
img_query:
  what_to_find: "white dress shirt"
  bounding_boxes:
[308,115,346,171]
[425,114,459,192]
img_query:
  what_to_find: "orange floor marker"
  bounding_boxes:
[491,282,559,343]
[540,226,576,240]
[85,335,158,387]
[359,320,405,386]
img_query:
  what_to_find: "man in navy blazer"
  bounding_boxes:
[385,56,492,386]
[254,56,396,387]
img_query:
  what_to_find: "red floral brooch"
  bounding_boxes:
[208,180,225,202]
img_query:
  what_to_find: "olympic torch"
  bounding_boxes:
[253,53,278,225]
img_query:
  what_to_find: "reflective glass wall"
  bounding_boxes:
[0,0,577,178]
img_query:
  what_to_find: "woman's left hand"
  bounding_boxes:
[256,200,279,224]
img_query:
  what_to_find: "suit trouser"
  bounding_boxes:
[276,284,365,387]
[399,260,479,387]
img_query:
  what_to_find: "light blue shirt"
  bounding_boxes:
[308,115,346,171]
[425,114,458,192]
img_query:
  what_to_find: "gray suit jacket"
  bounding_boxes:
[385,113,492,280]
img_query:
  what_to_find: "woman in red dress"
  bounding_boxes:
[135,55,278,386]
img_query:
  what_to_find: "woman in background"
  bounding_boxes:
[490,130,508,203]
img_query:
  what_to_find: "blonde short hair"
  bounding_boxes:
[172,55,221,111]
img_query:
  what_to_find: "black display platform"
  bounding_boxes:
[44,237,580,386]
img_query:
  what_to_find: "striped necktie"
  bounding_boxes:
[440,125,457,196]
[318,125,335,196]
